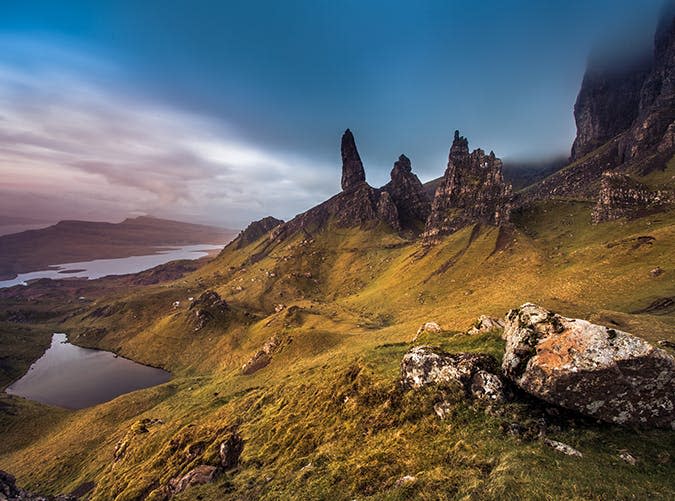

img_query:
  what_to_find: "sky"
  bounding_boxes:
[0,0,668,228]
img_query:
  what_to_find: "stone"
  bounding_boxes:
[650,266,664,277]
[241,335,284,375]
[543,439,583,458]
[467,315,504,336]
[219,431,244,469]
[470,370,507,404]
[169,465,219,494]
[400,346,507,404]
[502,303,675,428]
[0,469,76,500]
[395,475,417,487]
[413,321,442,341]
[233,216,284,249]
[341,129,366,191]
[382,154,431,223]
[423,131,512,243]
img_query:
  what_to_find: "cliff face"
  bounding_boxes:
[381,154,431,224]
[570,64,649,161]
[571,10,675,167]
[423,131,512,243]
[521,9,675,209]
[591,172,674,223]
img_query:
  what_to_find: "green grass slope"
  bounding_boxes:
[0,201,674,500]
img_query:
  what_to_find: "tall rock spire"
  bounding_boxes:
[423,130,512,244]
[341,129,366,191]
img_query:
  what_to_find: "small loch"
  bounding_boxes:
[5,333,171,409]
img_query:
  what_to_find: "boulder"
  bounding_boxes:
[413,321,442,341]
[502,303,675,428]
[467,315,504,336]
[400,346,507,404]
[169,465,219,495]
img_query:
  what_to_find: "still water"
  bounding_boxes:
[5,333,171,409]
[0,243,222,288]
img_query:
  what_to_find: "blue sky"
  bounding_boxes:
[0,0,668,227]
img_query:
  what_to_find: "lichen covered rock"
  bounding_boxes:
[467,315,504,336]
[400,346,507,403]
[502,303,675,428]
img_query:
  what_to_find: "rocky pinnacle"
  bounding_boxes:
[341,129,366,191]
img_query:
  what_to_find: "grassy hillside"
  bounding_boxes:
[0,200,674,500]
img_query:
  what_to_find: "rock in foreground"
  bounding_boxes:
[502,303,675,429]
[400,346,507,404]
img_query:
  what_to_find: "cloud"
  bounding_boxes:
[0,38,337,227]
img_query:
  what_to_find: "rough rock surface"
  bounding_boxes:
[188,290,229,330]
[234,216,284,249]
[341,129,367,191]
[219,431,244,469]
[241,335,285,375]
[382,154,431,223]
[400,346,507,404]
[467,315,505,336]
[502,303,675,428]
[571,59,650,161]
[592,172,674,223]
[423,131,512,243]
[413,321,442,341]
[169,465,219,494]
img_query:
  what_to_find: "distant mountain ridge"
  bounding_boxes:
[0,216,238,280]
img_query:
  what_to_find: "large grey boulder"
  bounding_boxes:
[502,303,675,429]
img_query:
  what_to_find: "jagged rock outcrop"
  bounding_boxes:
[188,290,229,330]
[592,171,674,222]
[382,155,431,223]
[341,129,367,191]
[400,346,507,404]
[270,130,402,240]
[234,216,284,249]
[423,131,512,243]
[502,303,675,429]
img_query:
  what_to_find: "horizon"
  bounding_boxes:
[0,0,669,228]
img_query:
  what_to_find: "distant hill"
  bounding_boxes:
[0,216,238,280]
